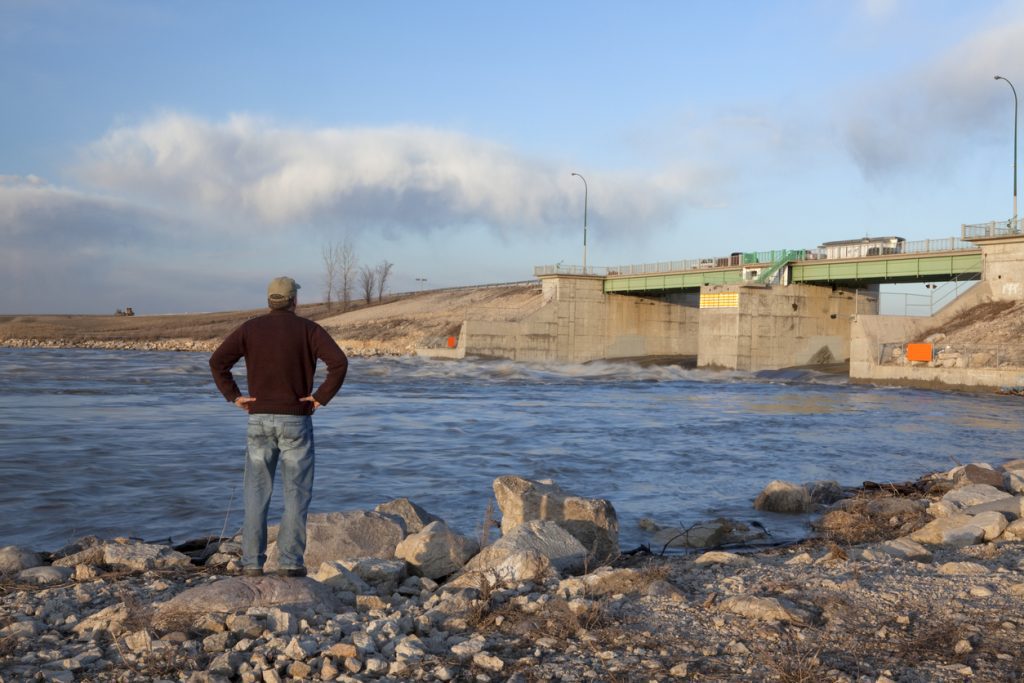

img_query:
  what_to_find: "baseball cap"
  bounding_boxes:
[267,276,300,299]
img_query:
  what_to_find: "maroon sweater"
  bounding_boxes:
[209,309,348,415]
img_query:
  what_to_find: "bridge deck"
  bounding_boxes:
[603,249,982,294]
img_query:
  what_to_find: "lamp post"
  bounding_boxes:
[995,75,1018,229]
[570,172,588,273]
[415,277,427,291]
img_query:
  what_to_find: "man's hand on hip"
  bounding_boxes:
[300,396,321,412]
[234,396,256,412]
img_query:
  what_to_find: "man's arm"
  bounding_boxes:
[209,327,246,403]
[309,327,349,406]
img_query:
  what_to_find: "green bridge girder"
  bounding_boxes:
[790,251,982,285]
[602,249,983,294]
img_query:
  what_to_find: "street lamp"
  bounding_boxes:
[415,277,427,291]
[570,172,588,273]
[995,75,1018,229]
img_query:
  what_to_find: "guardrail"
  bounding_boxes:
[962,219,1022,239]
[537,236,978,279]
[879,341,1024,368]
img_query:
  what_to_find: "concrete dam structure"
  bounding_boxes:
[419,275,871,371]
[418,225,1022,375]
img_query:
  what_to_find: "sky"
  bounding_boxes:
[2,1,1023,314]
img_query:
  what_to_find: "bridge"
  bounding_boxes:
[535,236,983,295]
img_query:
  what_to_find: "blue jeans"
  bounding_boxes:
[242,414,315,570]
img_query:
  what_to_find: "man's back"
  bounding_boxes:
[210,309,348,415]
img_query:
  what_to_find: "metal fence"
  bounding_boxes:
[962,219,1022,239]
[537,235,979,280]
[879,342,1024,368]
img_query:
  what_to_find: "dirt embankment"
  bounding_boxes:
[0,284,544,356]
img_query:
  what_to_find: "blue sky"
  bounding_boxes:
[2,1,1023,313]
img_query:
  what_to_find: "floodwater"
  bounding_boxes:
[1,348,1022,552]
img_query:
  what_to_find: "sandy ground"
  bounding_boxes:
[0,284,543,356]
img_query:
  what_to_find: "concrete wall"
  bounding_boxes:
[697,283,863,371]
[435,275,700,363]
[980,234,1024,301]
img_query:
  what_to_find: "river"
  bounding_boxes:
[1,347,1022,552]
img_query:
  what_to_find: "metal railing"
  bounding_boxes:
[962,219,1022,239]
[536,235,979,280]
[879,342,1024,368]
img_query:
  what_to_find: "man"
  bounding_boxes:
[209,276,348,577]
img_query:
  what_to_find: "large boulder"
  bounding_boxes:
[395,521,479,580]
[0,546,42,574]
[463,520,588,575]
[153,576,339,630]
[753,480,812,514]
[942,484,1012,510]
[909,513,987,547]
[374,498,442,534]
[953,464,1005,489]
[266,510,406,571]
[492,476,618,563]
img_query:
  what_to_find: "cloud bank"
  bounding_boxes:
[73,114,705,238]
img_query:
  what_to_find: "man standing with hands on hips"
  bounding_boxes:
[210,276,348,577]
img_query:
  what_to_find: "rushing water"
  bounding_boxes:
[2,347,1023,552]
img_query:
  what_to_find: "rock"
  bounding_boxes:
[374,498,442,534]
[1002,518,1024,540]
[937,561,990,575]
[311,561,372,593]
[337,558,407,594]
[394,521,479,579]
[651,518,759,549]
[909,514,985,547]
[864,497,926,517]
[266,510,407,571]
[954,464,1005,489]
[942,484,1012,510]
[804,480,843,505]
[645,580,688,602]
[753,480,812,513]
[1000,458,1024,473]
[492,476,619,562]
[463,520,588,575]
[153,576,339,629]
[694,551,755,567]
[473,652,505,672]
[16,565,72,584]
[1006,471,1024,495]
[964,496,1021,520]
[971,510,1009,541]
[718,595,809,624]
[0,545,42,574]
[449,549,554,590]
[559,567,646,598]
[103,541,192,571]
[861,538,933,563]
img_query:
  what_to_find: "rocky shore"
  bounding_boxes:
[4,464,1024,683]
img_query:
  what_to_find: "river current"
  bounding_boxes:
[2,347,1022,552]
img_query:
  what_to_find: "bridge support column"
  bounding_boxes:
[696,283,869,371]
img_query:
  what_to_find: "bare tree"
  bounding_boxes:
[375,260,393,302]
[359,264,377,305]
[339,236,358,311]
[321,242,341,309]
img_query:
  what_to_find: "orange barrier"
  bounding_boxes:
[446,336,457,349]
[906,343,933,362]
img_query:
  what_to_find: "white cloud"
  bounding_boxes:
[843,19,1024,179]
[73,113,710,238]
